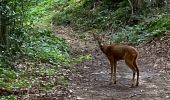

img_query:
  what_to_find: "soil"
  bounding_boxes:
[54,27,170,100]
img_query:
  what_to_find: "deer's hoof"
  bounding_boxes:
[114,81,116,84]
[136,82,139,86]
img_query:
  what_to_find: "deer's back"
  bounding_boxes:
[104,44,138,60]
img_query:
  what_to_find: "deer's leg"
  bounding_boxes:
[133,61,139,86]
[132,71,136,87]
[113,60,117,84]
[109,62,114,84]
[109,59,116,84]
[125,60,136,87]
[110,63,113,84]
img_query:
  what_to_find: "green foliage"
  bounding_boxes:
[112,14,170,45]
[0,0,71,66]
[52,0,131,31]
[0,0,27,67]
[147,14,170,32]
[0,67,30,89]
[0,0,169,98]
[22,28,70,64]
[0,95,16,100]
[0,0,71,98]
[52,0,170,45]
[0,67,16,82]
[111,25,145,45]
[28,0,62,27]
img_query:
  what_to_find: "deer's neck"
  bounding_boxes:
[99,45,108,54]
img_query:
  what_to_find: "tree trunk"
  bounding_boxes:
[0,0,7,45]
[128,0,134,15]
[0,16,7,45]
[128,0,144,15]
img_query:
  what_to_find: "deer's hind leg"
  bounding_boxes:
[125,59,137,87]
[133,60,139,86]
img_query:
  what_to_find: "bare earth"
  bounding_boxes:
[54,27,170,100]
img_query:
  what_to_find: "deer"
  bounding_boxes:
[93,33,139,87]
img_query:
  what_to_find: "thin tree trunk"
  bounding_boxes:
[0,0,7,45]
[128,0,144,15]
[0,14,7,45]
[128,0,134,15]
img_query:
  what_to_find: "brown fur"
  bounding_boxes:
[93,33,139,87]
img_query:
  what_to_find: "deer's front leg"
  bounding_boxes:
[113,61,117,84]
[110,63,114,84]
[109,59,117,84]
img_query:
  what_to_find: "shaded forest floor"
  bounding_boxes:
[54,26,170,100]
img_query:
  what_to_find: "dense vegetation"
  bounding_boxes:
[53,0,170,44]
[0,0,170,99]
[0,0,70,99]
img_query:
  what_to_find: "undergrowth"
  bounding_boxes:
[1,0,170,99]
[0,0,71,99]
[112,14,170,45]
[52,0,170,44]
[22,28,70,64]
[52,0,131,31]
[0,28,70,99]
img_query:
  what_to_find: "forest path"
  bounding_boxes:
[53,27,170,100]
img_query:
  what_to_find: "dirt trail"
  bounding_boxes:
[54,27,170,100]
